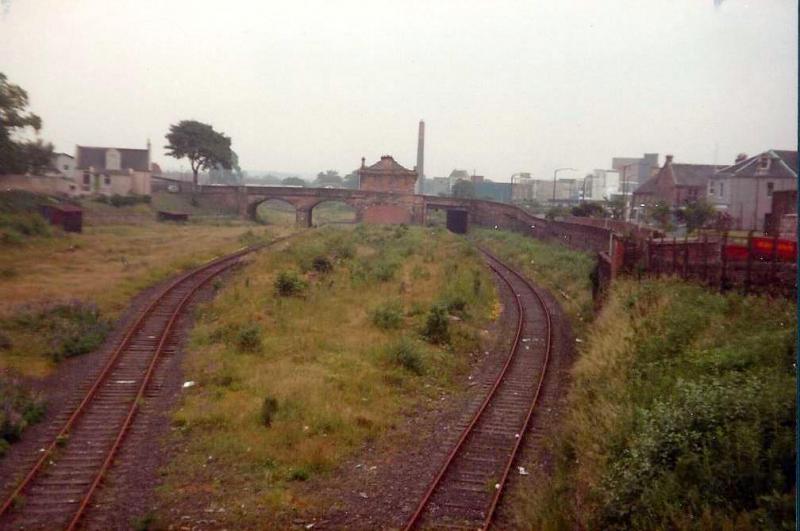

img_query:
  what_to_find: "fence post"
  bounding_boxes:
[702,234,708,285]
[647,236,653,277]
[720,232,728,292]
[770,233,779,296]
[683,233,689,279]
[672,236,678,275]
[745,230,754,294]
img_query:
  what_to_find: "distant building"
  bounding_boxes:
[474,181,512,203]
[632,155,722,208]
[48,153,75,178]
[357,155,417,194]
[75,144,152,196]
[707,149,797,232]
[424,176,451,196]
[583,169,621,201]
[612,153,659,187]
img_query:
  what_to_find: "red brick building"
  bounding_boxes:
[632,155,722,207]
[358,155,417,194]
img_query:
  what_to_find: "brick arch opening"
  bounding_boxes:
[250,198,297,225]
[309,199,359,226]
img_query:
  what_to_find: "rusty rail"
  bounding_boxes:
[404,247,553,530]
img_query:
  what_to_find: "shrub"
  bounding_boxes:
[370,301,404,330]
[386,337,424,375]
[421,304,449,344]
[311,256,333,274]
[274,271,307,297]
[260,396,279,427]
[236,324,262,353]
[0,377,45,450]
[372,259,399,282]
[289,467,310,481]
[3,302,111,361]
[0,331,10,350]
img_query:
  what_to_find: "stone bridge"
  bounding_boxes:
[199,185,475,230]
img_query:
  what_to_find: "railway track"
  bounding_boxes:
[404,248,553,530]
[0,238,286,530]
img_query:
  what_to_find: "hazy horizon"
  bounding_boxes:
[1,0,796,182]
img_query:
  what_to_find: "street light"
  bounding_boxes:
[552,167,576,202]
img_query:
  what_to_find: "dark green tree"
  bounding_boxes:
[164,120,232,187]
[452,179,475,199]
[281,176,307,187]
[0,73,54,175]
[342,172,359,189]
[313,170,342,188]
[680,199,716,234]
[648,201,672,231]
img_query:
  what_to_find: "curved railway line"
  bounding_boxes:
[404,248,553,530]
[0,237,290,530]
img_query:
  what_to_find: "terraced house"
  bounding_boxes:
[706,149,798,232]
[75,144,152,196]
[631,154,723,208]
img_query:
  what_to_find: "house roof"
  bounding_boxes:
[359,155,416,176]
[633,176,658,195]
[669,163,724,187]
[633,161,722,196]
[76,146,149,172]
[715,149,797,179]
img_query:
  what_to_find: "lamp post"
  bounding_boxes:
[552,167,576,202]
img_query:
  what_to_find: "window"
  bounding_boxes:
[63,164,69,170]
[767,182,774,196]
[719,182,724,196]
[83,172,90,185]
[104,176,111,185]
[758,156,771,171]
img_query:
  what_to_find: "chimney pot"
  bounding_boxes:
[361,157,365,169]
[665,154,674,163]
[735,153,748,163]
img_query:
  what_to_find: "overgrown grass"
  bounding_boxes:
[0,376,45,457]
[156,225,497,526]
[0,190,56,245]
[0,218,287,377]
[471,228,595,336]
[512,279,796,530]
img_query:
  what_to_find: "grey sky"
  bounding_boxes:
[1,0,796,181]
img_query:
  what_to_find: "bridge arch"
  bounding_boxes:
[249,198,298,226]
[308,199,360,226]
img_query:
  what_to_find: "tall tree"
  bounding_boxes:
[313,170,342,188]
[281,176,307,187]
[164,120,232,187]
[0,72,54,175]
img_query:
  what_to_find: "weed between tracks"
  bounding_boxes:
[156,225,496,526]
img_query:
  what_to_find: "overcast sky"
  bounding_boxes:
[1,0,796,180]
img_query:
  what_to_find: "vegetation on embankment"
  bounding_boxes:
[0,214,282,377]
[470,228,595,336]
[155,225,497,526]
[0,190,55,245]
[514,279,796,530]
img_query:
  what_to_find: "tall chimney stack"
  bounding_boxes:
[416,120,425,194]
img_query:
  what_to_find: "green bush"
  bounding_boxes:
[385,337,424,375]
[236,324,262,353]
[370,301,404,330]
[421,304,450,344]
[274,271,307,297]
[312,256,333,274]
[260,396,279,427]
[0,377,45,450]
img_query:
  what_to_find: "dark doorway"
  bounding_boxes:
[446,210,468,234]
